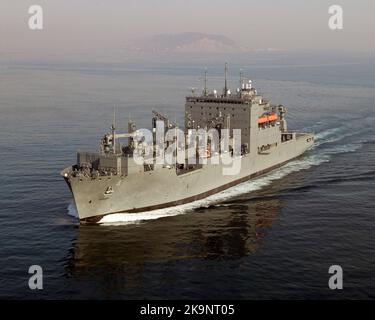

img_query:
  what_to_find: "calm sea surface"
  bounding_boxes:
[0,59,374,299]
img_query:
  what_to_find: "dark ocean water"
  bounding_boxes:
[0,59,374,299]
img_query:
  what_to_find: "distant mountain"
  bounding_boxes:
[126,32,244,54]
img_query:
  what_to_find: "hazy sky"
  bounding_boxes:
[0,0,374,60]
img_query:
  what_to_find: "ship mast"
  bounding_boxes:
[224,62,228,97]
[203,68,208,96]
[239,69,243,98]
[112,106,116,154]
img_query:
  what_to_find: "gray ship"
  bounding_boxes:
[61,66,314,224]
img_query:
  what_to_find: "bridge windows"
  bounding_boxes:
[281,133,293,142]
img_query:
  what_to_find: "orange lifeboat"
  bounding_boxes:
[258,112,278,124]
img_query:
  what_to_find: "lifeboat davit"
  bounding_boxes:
[258,112,278,124]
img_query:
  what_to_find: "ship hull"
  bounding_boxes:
[63,134,314,224]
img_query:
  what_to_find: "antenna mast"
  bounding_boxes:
[224,62,228,97]
[112,106,116,154]
[203,68,208,96]
[239,69,243,98]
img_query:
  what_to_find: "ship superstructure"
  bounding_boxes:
[61,66,314,223]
